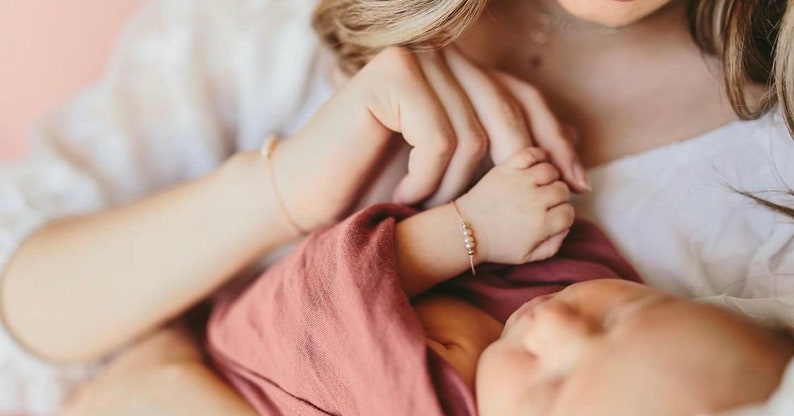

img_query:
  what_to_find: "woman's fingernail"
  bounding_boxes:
[573,164,590,191]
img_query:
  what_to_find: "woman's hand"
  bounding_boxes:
[275,47,587,230]
[457,147,575,264]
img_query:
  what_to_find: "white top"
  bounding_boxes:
[0,0,793,414]
[575,110,794,325]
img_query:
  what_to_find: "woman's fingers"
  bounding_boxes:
[492,72,590,193]
[444,48,535,165]
[359,46,587,206]
[416,51,489,207]
[363,48,458,205]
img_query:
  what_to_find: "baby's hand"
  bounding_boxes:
[456,147,574,264]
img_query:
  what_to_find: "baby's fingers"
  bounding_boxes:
[493,72,590,193]
[545,202,575,237]
[502,147,548,170]
[526,162,560,186]
[528,230,569,262]
[538,181,571,209]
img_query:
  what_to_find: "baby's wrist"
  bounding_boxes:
[452,194,491,265]
[395,202,486,296]
[415,203,485,270]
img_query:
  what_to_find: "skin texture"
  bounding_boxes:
[555,0,674,27]
[459,0,736,169]
[1,43,582,364]
[52,43,581,411]
[396,147,573,298]
[476,280,794,416]
[56,0,756,412]
[393,149,794,415]
[62,325,258,416]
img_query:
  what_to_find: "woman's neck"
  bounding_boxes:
[457,0,738,168]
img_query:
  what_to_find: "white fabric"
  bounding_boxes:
[576,111,794,311]
[575,111,794,302]
[1,0,794,414]
[0,0,331,414]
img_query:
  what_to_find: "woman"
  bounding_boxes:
[1,0,793,413]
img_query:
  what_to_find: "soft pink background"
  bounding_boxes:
[0,0,142,162]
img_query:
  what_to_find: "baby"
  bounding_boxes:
[207,148,794,416]
[477,278,794,416]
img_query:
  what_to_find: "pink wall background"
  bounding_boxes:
[0,0,143,162]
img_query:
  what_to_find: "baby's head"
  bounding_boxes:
[476,279,794,416]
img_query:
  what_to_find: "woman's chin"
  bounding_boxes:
[555,0,673,28]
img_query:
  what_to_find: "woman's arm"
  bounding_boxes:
[62,327,257,416]
[1,42,581,365]
[0,151,302,362]
[0,0,327,365]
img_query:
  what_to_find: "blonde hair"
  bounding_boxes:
[312,0,794,135]
[312,0,487,73]
[689,0,793,133]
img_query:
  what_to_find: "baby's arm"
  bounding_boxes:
[395,147,575,298]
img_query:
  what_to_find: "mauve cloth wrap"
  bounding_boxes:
[207,204,641,416]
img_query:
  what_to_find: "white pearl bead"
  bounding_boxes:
[462,229,473,236]
[464,237,474,244]
[465,242,476,249]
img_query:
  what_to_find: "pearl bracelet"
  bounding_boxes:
[260,136,308,237]
[451,200,477,276]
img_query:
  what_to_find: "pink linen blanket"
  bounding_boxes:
[207,204,641,415]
